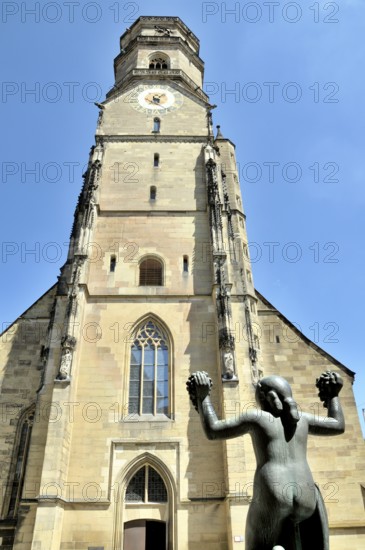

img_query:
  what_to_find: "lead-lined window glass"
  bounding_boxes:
[128,321,169,416]
[126,465,167,503]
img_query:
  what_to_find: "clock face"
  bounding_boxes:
[128,85,184,115]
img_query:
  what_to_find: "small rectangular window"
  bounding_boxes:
[183,256,189,273]
[153,118,160,133]
[110,255,116,272]
[154,154,159,167]
[275,335,280,344]
[150,186,156,200]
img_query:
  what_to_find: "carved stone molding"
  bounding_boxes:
[97,135,208,144]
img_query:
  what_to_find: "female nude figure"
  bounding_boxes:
[187,371,344,550]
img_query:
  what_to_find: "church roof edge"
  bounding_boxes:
[0,284,57,338]
[255,288,356,379]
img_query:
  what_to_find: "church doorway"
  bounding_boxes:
[123,519,167,550]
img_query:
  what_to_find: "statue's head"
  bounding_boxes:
[256,375,299,424]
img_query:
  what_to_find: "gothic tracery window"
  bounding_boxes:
[125,465,168,503]
[149,55,169,70]
[128,320,169,416]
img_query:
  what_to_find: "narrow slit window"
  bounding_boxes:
[7,408,34,518]
[150,186,157,200]
[153,118,160,133]
[110,255,116,272]
[183,256,189,273]
[275,335,281,344]
[154,153,159,167]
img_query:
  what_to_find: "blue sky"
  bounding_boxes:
[1,1,364,431]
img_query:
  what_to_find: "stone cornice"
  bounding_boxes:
[98,210,207,216]
[96,135,209,144]
[18,499,365,527]
[96,209,242,218]
[107,68,208,103]
[30,497,110,509]
[79,287,260,302]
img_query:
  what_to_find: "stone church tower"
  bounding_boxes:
[1,16,364,550]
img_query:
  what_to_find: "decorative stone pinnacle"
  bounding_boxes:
[216,125,224,139]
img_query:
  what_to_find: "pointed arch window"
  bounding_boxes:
[6,407,34,518]
[126,465,168,503]
[128,320,169,416]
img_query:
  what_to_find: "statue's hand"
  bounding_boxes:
[316,371,343,408]
[186,371,213,411]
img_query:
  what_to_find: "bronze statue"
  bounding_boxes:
[187,370,345,550]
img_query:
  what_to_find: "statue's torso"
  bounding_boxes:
[250,414,316,522]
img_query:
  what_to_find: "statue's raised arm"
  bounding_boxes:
[303,370,345,435]
[186,371,260,440]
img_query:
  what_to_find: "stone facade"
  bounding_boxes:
[0,16,364,550]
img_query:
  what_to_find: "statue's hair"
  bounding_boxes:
[257,375,293,399]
